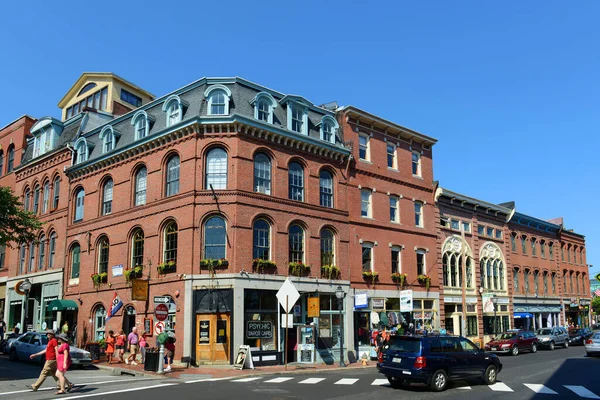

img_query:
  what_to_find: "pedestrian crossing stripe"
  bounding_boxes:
[335,379,359,385]
[264,377,294,383]
[232,377,262,382]
[371,379,389,386]
[489,382,514,392]
[564,386,600,399]
[299,378,326,384]
[525,384,558,395]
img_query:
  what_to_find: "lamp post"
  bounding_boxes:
[335,285,346,367]
[20,278,32,333]
[491,295,498,335]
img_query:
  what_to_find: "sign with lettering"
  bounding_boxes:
[234,345,255,370]
[153,296,170,304]
[155,304,169,321]
[246,321,273,339]
[400,290,413,312]
[112,264,123,277]
[354,293,368,309]
[307,297,320,317]
[372,298,385,309]
[199,320,210,343]
[131,279,148,301]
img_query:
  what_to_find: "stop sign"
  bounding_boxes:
[155,304,169,321]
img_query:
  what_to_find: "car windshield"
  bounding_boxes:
[593,333,600,339]
[499,333,516,340]
[386,337,421,353]
[572,329,585,334]
[537,329,552,335]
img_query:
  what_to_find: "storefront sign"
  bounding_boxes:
[131,279,148,301]
[400,290,413,312]
[482,294,495,313]
[199,320,210,343]
[246,321,273,339]
[234,345,255,370]
[307,297,320,317]
[372,298,385,309]
[580,299,590,306]
[112,264,123,277]
[354,293,368,309]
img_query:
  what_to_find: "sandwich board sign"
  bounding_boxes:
[234,345,255,370]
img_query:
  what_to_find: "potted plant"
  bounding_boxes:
[125,265,144,281]
[252,258,277,274]
[391,272,408,286]
[157,260,177,275]
[362,270,379,284]
[288,261,310,277]
[320,265,341,280]
[417,274,432,289]
[91,272,108,287]
[200,258,229,271]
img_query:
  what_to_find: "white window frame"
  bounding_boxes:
[131,110,155,140]
[391,245,402,274]
[389,195,399,223]
[319,115,338,144]
[134,167,147,206]
[251,92,277,124]
[74,138,90,164]
[162,95,188,128]
[253,153,271,195]
[74,188,85,221]
[412,150,422,177]
[414,201,424,228]
[205,85,232,116]
[416,248,427,275]
[288,104,308,134]
[359,134,370,161]
[205,147,228,190]
[387,143,397,169]
[102,179,113,215]
[361,189,372,218]
[361,242,374,272]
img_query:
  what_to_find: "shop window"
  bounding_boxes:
[164,296,177,334]
[244,289,278,351]
[94,306,106,341]
[318,295,342,348]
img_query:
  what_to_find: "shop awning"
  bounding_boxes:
[47,299,78,312]
[514,312,533,319]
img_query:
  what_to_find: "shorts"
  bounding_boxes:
[116,345,125,350]
[130,344,138,354]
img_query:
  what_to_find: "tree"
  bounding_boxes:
[592,296,600,315]
[0,186,42,248]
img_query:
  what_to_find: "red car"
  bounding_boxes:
[485,330,538,356]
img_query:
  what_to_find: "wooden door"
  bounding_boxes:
[196,313,230,362]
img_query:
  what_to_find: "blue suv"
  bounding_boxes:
[377,335,502,391]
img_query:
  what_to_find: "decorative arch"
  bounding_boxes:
[442,235,473,288]
[162,94,188,127]
[250,91,277,123]
[479,241,506,291]
[204,84,232,115]
[73,137,93,163]
[318,115,339,144]
[99,125,120,153]
[131,109,155,140]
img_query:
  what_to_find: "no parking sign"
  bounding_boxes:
[154,321,165,335]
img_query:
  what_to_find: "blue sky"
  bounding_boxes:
[1,1,598,279]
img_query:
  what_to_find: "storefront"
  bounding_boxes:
[514,303,562,330]
[443,295,479,339]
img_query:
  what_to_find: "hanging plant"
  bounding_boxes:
[362,271,379,284]
[288,262,310,277]
[417,274,431,290]
[391,272,408,286]
[157,260,177,275]
[320,265,341,280]
[200,258,229,271]
[252,258,277,274]
[125,265,144,281]
[91,272,108,287]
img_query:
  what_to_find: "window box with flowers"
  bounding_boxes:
[125,265,144,282]
[252,259,277,274]
[288,262,310,277]
[91,272,108,287]
[417,274,431,289]
[321,265,341,280]
[200,258,229,271]
[362,271,379,284]
[391,272,408,286]
[157,260,177,275]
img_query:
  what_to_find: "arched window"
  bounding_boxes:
[288,162,304,201]
[289,224,304,263]
[74,188,85,221]
[28,240,35,272]
[320,229,335,266]
[0,150,4,176]
[33,184,40,214]
[533,270,539,294]
[165,155,180,197]
[442,237,472,288]
[251,92,277,123]
[205,85,231,115]
[38,235,46,270]
[319,116,338,143]
[524,269,530,293]
[94,305,106,341]
[521,235,527,255]
[42,181,50,213]
[511,232,517,252]
[134,167,147,206]
[513,268,520,293]
[49,232,56,268]
[97,237,109,274]
[131,229,144,267]
[253,219,270,260]
[319,170,333,208]
[19,244,26,274]
[166,99,181,127]
[135,116,147,139]
[204,216,226,259]
[71,244,80,278]
[52,177,60,209]
[257,99,270,121]
[543,272,548,294]
[253,153,271,195]
[102,179,113,215]
[7,145,14,173]
[551,273,556,294]
[531,238,537,256]
[24,188,30,211]
[100,126,116,153]
[78,83,97,96]
[163,222,178,262]
[205,148,227,190]
[479,243,504,290]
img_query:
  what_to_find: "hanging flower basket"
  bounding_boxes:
[362,271,379,284]
[417,274,432,290]
[288,262,310,277]
[125,265,144,282]
[157,261,177,275]
[320,265,341,280]
[200,258,229,271]
[391,272,408,286]
[91,272,108,287]
[252,259,277,274]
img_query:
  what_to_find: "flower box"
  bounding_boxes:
[417,274,432,289]
[320,265,341,280]
[157,261,177,275]
[288,262,310,277]
[200,258,229,271]
[252,259,277,274]
[125,265,144,282]
[391,272,408,286]
[362,271,379,283]
[91,272,108,287]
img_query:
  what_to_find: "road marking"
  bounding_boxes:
[335,378,359,385]
[564,386,600,399]
[489,382,514,392]
[185,377,234,383]
[232,377,262,382]
[264,377,294,383]
[371,379,390,386]
[0,378,156,396]
[524,384,558,395]
[457,386,471,390]
[61,383,176,399]
[299,378,325,384]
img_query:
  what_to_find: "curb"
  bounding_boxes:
[93,363,161,378]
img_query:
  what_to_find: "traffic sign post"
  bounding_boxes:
[276,278,300,371]
[155,303,169,321]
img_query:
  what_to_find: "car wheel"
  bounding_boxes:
[564,340,569,349]
[430,370,448,392]
[387,376,404,389]
[531,343,537,353]
[549,342,555,351]
[511,346,519,356]
[484,365,498,385]
[8,349,17,361]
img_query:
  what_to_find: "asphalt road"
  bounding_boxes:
[2,345,599,400]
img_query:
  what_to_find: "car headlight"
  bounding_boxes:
[502,344,511,347]
[83,351,91,358]
[541,338,549,341]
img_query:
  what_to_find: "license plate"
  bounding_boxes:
[492,347,497,351]
[392,357,402,363]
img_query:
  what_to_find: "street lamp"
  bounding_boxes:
[20,278,32,333]
[491,295,498,335]
[335,285,346,367]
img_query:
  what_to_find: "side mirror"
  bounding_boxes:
[518,336,524,340]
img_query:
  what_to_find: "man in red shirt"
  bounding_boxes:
[27,330,68,392]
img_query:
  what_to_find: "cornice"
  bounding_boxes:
[15,149,71,182]
[350,169,434,193]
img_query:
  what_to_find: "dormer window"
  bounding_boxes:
[162,95,188,128]
[251,92,277,124]
[131,110,155,140]
[74,137,93,164]
[318,115,338,144]
[99,126,120,154]
[30,118,63,158]
[205,85,232,116]
[281,96,309,135]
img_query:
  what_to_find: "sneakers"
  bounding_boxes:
[125,359,129,365]
[164,366,171,372]
[131,361,138,366]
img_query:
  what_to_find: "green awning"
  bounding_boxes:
[47,299,78,312]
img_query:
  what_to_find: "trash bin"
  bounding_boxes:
[144,350,159,372]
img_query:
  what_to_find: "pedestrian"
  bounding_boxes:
[61,321,69,336]
[139,330,148,364]
[126,327,139,365]
[115,329,126,363]
[105,330,115,364]
[26,330,67,393]
[164,338,175,372]
[55,334,73,395]
[0,318,6,353]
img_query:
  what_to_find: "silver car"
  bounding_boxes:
[585,332,600,356]
[8,332,92,366]
[535,327,569,350]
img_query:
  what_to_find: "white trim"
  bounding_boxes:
[205,84,231,116]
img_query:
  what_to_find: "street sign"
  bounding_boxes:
[154,321,165,335]
[153,296,170,304]
[276,278,300,313]
[155,304,169,321]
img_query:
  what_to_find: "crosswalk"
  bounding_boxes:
[209,376,600,398]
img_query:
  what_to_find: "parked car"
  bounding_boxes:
[535,327,570,350]
[484,330,538,356]
[569,328,593,345]
[584,332,600,356]
[591,323,600,333]
[8,332,92,366]
[377,335,502,392]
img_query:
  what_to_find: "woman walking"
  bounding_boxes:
[105,330,115,364]
[115,330,126,363]
[55,334,73,395]
[139,331,148,364]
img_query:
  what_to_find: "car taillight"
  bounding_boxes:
[414,356,426,369]
[378,351,384,363]
[586,339,593,345]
